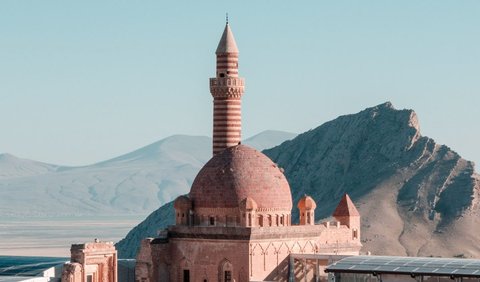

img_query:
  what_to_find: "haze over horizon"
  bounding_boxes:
[1,1,479,166]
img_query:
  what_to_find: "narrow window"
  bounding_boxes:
[220,73,225,77]
[224,271,232,282]
[209,216,215,226]
[86,275,93,282]
[183,269,190,282]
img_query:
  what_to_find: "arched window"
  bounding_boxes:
[179,258,191,282]
[219,259,233,282]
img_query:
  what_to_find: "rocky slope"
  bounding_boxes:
[0,131,295,217]
[116,102,480,258]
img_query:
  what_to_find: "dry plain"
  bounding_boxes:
[0,216,144,257]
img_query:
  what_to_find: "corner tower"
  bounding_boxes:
[209,22,245,155]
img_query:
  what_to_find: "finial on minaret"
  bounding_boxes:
[226,13,229,25]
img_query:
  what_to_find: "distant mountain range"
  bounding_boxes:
[116,102,480,259]
[0,130,296,217]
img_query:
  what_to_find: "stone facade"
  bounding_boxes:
[136,209,361,281]
[62,241,117,282]
[135,22,362,282]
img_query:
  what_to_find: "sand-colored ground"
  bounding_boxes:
[0,216,145,257]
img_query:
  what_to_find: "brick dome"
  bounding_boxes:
[297,195,317,210]
[174,195,192,210]
[189,145,292,210]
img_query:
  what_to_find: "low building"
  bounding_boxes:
[62,241,117,282]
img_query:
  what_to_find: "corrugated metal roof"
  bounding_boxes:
[0,256,66,277]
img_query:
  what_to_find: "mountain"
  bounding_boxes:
[0,135,209,217]
[264,102,480,258]
[0,132,295,217]
[116,102,480,259]
[0,153,60,179]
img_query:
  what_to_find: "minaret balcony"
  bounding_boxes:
[210,77,245,87]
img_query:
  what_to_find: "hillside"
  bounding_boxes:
[264,102,480,257]
[116,102,480,258]
[0,131,295,217]
[0,154,61,179]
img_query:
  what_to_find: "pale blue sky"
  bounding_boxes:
[1,1,479,166]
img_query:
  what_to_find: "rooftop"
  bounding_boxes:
[0,256,66,277]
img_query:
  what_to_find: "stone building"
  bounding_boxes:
[135,22,362,282]
[62,240,118,282]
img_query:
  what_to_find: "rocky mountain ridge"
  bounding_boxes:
[116,102,480,258]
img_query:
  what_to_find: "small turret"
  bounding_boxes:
[297,195,317,225]
[333,194,360,240]
[174,195,192,226]
[239,197,257,227]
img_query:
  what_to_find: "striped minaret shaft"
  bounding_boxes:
[209,23,245,155]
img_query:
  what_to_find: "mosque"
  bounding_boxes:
[133,22,362,282]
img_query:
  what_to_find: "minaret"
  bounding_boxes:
[209,21,245,155]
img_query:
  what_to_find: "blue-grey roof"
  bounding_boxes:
[0,256,66,277]
[326,256,480,277]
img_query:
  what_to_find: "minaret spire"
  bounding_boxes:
[209,22,245,155]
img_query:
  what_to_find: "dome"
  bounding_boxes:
[297,195,317,210]
[189,145,292,210]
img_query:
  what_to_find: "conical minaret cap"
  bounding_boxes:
[333,194,360,217]
[216,24,239,54]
